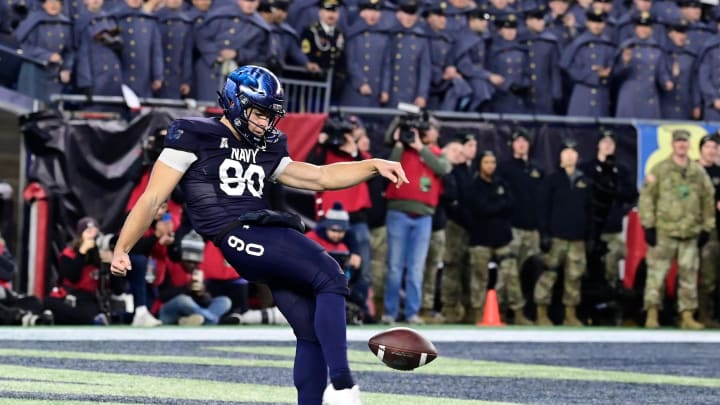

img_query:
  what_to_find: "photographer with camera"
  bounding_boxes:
[44,217,124,325]
[306,113,374,320]
[380,109,452,324]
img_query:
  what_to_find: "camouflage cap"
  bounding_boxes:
[672,129,690,141]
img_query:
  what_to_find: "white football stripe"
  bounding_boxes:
[377,345,385,361]
[419,352,427,366]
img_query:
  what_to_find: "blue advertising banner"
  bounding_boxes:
[636,122,720,187]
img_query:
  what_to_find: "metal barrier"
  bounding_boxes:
[279,66,332,113]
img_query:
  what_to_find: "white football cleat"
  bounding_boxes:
[322,384,362,405]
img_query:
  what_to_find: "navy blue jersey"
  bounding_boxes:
[160,117,291,239]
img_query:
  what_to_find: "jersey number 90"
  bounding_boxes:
[219,159,265,197]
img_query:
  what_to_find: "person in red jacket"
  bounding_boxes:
[305,202,365,324]
[381,113,452,325]
[45,217,124,324]
[156,230,232,325]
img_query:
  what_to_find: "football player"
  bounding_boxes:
[110,65,407,405]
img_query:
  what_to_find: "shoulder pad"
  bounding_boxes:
[164,117,222,152]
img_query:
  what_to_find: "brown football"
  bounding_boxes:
[368,327,438,371]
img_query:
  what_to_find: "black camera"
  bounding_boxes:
[322,113,354,148]
[96,233,117,252]
[396,102,430,146]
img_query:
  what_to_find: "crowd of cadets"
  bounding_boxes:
[4,0,720,119]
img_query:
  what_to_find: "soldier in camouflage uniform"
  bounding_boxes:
[534,139,592,326]
[467,151,532,325]
[441,134,477,323]
[639,129,715,329]
[420,140,465,324]
[697,133,720,327]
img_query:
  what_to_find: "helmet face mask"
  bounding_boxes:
[218,65,286,148]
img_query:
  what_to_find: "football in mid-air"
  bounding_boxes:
[368,327,438,371]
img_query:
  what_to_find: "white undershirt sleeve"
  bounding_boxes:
[157,148,198,174]
[270,156,293,182]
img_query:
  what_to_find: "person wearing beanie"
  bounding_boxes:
[579,129,637,317]
[156,230,233,325]
[439,132,477,324]
[44,216,124,325]
[305,203,366,325]
[638,129,714,330]
[497,128,544,310]
[466,151,532,325]
[534,138,592,327]
[696,133,720,327]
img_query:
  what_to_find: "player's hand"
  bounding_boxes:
[110,250,131,276]
[714,99,720,111]
[374,159,409,188]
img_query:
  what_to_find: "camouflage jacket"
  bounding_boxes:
[639,157,715,238]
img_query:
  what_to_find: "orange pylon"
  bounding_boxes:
[477,289,505,327]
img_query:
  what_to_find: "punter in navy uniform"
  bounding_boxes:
[660,19,700,120]
[486,13,531,114]
[520,5,562,115]
[697,24,720,121]
[111,0,164,98]
[193,0,272,101]
[341,0,391,107]
[75,0,123,100]
[14,0,74,102]
[423,1,472,111]
[559,7,616,117]
[453,9,494,112]
[379,0,431,109]
[613,11,673,119]
[155,0,194,99]
[110,65,408,405]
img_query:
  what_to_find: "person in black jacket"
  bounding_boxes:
[440,133,478,323]
[579,129,637,289]
[496,128,544,295]
[467,151,533,325]
[534,139,592,326]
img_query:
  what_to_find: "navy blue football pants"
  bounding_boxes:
[218,225,354,405]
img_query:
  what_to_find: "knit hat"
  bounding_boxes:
[181,230,205,263]
[322,202,350,232]
[76,217,98,235]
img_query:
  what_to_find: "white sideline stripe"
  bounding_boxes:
[419,352,428,366]
[1,328,720,342]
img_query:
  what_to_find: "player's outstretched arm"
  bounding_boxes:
[110,161,184,276]
[277,158,409,191]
